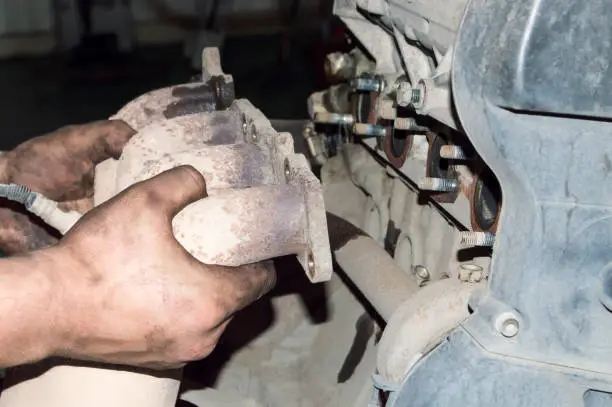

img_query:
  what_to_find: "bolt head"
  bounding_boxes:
[495,312,520,338]
[469,270,484,283]
[396,81,413,107]
[458,269,471,282]
[414,265,430,280]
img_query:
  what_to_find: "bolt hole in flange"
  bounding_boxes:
[241,113,248,136]
[425,133,459,203]
[307,250,316,279]
[284,158,291,181]
[470,169,502,232]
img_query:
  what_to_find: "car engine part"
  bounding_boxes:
[307,0,612,406]
[0,48,332,407]
[3,0,611,404]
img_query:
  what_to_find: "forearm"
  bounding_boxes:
[0,249,61,367]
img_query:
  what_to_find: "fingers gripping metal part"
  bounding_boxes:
[3,52,332,407]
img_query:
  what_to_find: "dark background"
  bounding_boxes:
[0,30,336,150]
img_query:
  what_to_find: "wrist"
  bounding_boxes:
[37,246,83,359]
[0,249,64,366]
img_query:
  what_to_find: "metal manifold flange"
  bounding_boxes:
[97,63,332,283]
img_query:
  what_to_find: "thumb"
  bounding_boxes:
[129,165,208,219]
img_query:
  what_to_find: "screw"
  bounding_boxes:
[440,145,467,160]
[314,112,354,125]
[352,76,385,93]
[419,177,458,192]
[495,312,520,338]
[460,232,496,247]
[394,117,418,130]
[353,123,387,137]
[414,265,430,280]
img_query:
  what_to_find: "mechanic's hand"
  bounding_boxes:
[46,166,276,369]
[0,120,135,254]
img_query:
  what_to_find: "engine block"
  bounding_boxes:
[307,0,612,405]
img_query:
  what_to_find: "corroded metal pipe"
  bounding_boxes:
[175,185,307,266]
[376,279,478,383]
[327,213,419,321]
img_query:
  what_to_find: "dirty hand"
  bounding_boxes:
[0,120,136,254]
[44,166,275,369]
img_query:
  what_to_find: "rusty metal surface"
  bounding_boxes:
[112,83,219,130]
[123,144,275,193]
[102,95,332,282]
[376,279,479,383]
[232,99,333,282]
[328,213,419,321]
[174,184,307,266]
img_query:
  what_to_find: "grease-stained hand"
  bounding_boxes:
[0,120,135,254]
[45,166,276,368]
